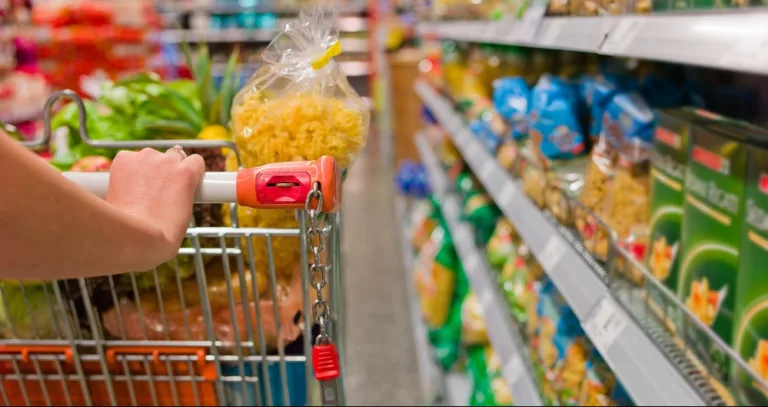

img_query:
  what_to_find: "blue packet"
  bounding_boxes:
[528,75,586,160]
[600,92,656,149]
[492,76,530,141]
[421,105,438,126]
[580,75,619,140]
[469,118,502,154]
[395,160,431,199]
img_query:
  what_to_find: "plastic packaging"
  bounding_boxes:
[492,76,530,142]
[414,226,458,329]
[228,6,368,279]
[602,94,655,276]
[486,218,518,269]
[461,293,488,345]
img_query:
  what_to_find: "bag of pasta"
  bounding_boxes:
[227,5,369,279]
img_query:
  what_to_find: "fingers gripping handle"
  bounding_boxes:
[63,156,342,211]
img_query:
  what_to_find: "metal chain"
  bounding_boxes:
[305,181,331,345]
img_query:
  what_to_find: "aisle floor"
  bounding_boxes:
[340,137,423,405]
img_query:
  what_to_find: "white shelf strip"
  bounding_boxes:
[415,134,544,407]
[414,80,708,406]
[417,11,768,76]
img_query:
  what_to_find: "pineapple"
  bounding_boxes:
[179,43,240,232]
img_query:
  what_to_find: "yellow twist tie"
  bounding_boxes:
[311,41,342,70]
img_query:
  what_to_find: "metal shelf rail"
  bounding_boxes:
[415,134,544,407]
[416,11,768,76]
[413,80,717,406]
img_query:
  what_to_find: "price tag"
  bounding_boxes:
[502,354,523,386]
[600,17,645,54]
[538,235,567,272]
[584,297,627,355]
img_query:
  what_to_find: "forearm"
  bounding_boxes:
[0,136,176,280]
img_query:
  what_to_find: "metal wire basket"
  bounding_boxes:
[2,91,345,407]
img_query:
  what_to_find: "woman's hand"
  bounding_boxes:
[0,133,207,280]
[107,148,205,262]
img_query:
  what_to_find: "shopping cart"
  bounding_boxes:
[1,90,346,406]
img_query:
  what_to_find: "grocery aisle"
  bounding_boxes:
[341,133,423,405]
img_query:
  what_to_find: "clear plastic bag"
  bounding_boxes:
[227,5,369,280]
[230,5,369,171]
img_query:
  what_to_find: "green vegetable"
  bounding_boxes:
[0,282,63,339]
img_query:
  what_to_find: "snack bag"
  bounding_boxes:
[492,76,530,142]
[414,225,458,329]
[461,293,489,346]
[602,93,656,278]
[526,74,587,212]
[486,218,518,269]
[484,348,514,406]
[410,199,439,252]
[228,5,369,279]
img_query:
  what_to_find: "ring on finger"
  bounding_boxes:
[168,144,187,159]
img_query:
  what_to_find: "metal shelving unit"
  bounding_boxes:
[414,80,714,406]
[415,134,544,407]
[416,11,768,75]
[396,195,460,406]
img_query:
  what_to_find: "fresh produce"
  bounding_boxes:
[70,155,111,172]
[0,281,65,339]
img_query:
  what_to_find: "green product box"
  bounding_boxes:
[648,109,692,304]
[648,108,721,321]
[680,118,765,384]
[734,142,768,405]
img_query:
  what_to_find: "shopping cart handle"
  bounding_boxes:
[63,156,342,212]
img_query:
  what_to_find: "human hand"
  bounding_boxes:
[106,147,205,260]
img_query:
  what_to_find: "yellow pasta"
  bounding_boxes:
[227,84,368,279]
[232,91,366,169]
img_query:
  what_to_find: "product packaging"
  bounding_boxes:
[578,92,655,260]
[733,135,768,405]
[492,76,530,143]
[485,348,514,406]
[535,279,591,406]
[498,244,543,331]
[410,198,440,252]
[429,263,470,371]
[525,74,588,219]
[680,118,768,383]
[229,5,369,280]
[461,293,489,346]
[467,346,496,406]
[486,218,518,269]
[648,108,712,319]
[414,225,458,329]
[463,192,501,246]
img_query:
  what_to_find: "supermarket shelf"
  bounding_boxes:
[414,80,708,406]
[396,195,448,405]
[417,11,768,75]
[160,30,370,52]
[155,1,369,15]
[415,134,543,407]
